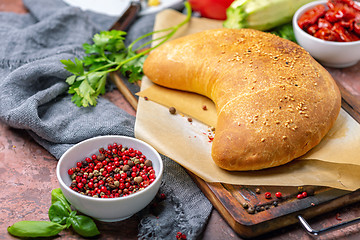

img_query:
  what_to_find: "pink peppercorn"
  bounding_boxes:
[275,192,282,199]
[264,192,271,199]
[67,142,156,198]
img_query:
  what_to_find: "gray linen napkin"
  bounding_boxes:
[0,0,212,239]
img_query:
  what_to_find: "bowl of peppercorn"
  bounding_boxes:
[293,0,360,68]
[56,135,163,222]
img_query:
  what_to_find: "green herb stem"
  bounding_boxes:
[115,2,192,71]
[62,1,192,107]
[94,1,192,75]
[130,2,192,52]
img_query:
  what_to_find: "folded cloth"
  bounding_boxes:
[0,0,212,239]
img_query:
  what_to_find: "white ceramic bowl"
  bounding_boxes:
[293,0,360,68]
[56,135,163,222]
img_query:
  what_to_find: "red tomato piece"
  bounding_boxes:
[324,5,349,23]
[307,24,319,35]
[327,1,359,20]
[332,22,360,41]
[338,0,360,11]
[354,21,360,36]
[327,1,336,9]
[314,28,341,41]
[189,0,235,20]
[298,4,326,30]
[318,18,333,29]
[340,19,354,30]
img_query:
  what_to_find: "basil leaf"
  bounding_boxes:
[49,201,70,224]
[51,188,71,212]
[7,221,66,237]
[68,215,100,237]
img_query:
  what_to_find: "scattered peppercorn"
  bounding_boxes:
[301,191,308,198]
[247,207,255,214]
[275,192,282,199]
[159,193,166,201]
[176,232,187,239]
[145,159,152,167]
[242,202,249,209]
[273,201,278,207]
[67,142,156,198]
[144,96,148,101]
[202,105,207,110]
[265,192,272,199]
[169,107,176,114]
[187,117,192,122]
[255,188,261,194]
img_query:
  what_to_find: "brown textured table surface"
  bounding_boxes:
[1,1,360,239]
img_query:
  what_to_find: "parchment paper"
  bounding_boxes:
[135,10,360,191]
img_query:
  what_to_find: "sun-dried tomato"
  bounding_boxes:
[299,0,360,42]
[333,22,360,41]
[314,28,341,41]
[354,21,360,35]
[324,4,357,22]
[298,5,326,30]
[307,24,319,35]
[340,19,354,31]
[327,0,336,9]
[318,18,333,29]
[338,0,360,11]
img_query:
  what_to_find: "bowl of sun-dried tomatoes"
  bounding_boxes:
[56,135,163,222]
[293,0,360,68]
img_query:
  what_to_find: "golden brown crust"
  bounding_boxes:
[143,28,341,171]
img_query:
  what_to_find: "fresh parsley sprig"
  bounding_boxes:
[61,2,192,107]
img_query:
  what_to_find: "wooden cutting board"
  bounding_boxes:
[110,61,360,238]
